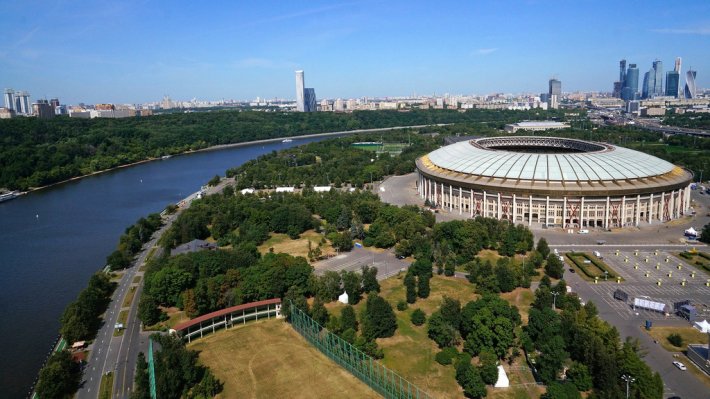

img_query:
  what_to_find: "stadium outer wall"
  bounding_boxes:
[414,137,693,229]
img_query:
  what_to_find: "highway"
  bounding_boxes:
[75,179,233,399]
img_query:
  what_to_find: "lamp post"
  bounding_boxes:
[621,375,635,399]
[552,291,559,310]
[604,270,609,282]
[521,254,527,286]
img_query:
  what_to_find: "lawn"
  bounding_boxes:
[98,372,113,399]
[324,274,539,398]
[258,230,333,259]
[188,319,380,399]
[113,310,129,337]
[122,286,137,308]
[499,288,536,326]
[670,251,710,276]
[641,326,710,353]
[145,306,187,331]
[132,276,141,284]
[566,252,624,282]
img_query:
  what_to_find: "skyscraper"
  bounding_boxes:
[622,64,639,101]
[675,57,682,72]
[304,88,316,112]
[15,91,31,114]
[666,71,680,98]
[652,59,663,96]
[295,70,305,112]
[3,89,15,111]
[619,59,627,83]
[642,70,654,99]
[548,78,561,97]
[684,68,697,99]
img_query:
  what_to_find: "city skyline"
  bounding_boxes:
[1,0,709,105]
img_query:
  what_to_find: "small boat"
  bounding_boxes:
[161,155,171,159]
[0,191,18,203]
[282,139,293,143]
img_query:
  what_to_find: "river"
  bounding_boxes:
[0,135,343,399]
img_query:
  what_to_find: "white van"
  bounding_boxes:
[593,251,603,259]
[578,229,589,234]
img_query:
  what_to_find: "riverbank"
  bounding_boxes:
[20,124,448,195]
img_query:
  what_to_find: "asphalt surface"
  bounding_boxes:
[75,179,233,399]
[378,173,710,398]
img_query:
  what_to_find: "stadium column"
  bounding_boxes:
[450,185,453,212]
[497,193,502,220]
[563,196,567,228]
[470,189,474,218]
[649,194,653,225]
[580,197,585,227]
[636,195,641,227]
[529,196,533,226]
[685,186,690,211]
[669,190,675,219]
[459,187,462,215]
[483,191,487,217]
[512,194,516,222]
[546,196,550,227]
[621,196,626,227]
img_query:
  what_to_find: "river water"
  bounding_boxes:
[0,135,341,399]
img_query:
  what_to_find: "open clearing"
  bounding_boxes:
[324,274,538,398]
[641,325,710,353]
[258,230,333,259]
[189,319,380,399]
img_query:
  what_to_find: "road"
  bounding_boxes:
[76,179,233,399]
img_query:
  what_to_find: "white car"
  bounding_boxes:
[673,361,687,371]
[578,229,589,234]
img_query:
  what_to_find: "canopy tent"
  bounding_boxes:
[494,365,509,388]
[694,319,710,333]
[338,292,349,304]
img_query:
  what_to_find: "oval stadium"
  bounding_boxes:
[415,136,693,228]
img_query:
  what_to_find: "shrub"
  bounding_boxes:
[363,237,374,247]
[397,300,408,311]
[696,261,704,267]
[699,252,710,260]
[411,308,426,326]
[667,333,683,347]
[679,252,693,260]
[436,350,454,365]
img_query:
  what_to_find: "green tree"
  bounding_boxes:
[404,270,417,303]
[417,273,431,298]
[107,249,130,271]
[478,350,499,385]
[537,335,569,384]
[566,361,593,391]
[311,297,330,326]
[428,311,457,347]
[545,255,564,279]
[137,295,162,326]
[537,237,551,259]
[455,353,488,399]
[36,351,80,399]
[208,174,221,186]
[341,305,359,332]
[411,308,426,326]
[361,265,380,293]
[342,271,362,305]
[362,293,397,340]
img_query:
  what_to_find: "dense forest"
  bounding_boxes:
[0,107,579,190]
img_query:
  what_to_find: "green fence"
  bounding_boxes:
[148,339,157,399]
[289,300,433,399]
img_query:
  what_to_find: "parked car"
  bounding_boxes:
[673,361,687,371]
[578,229,589,234]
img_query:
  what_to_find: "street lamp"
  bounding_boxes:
[521,254,527,286]
[621,375,635,399]
[552,291,560,310]
[604,270,609,282]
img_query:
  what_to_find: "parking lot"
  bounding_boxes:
[312,246,410,281]
[568,249,710,322]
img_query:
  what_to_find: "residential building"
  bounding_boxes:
[334,98,344,110]
[295,70,305,112]
[0,107,16,119]
[15,91,31,114]
[32,100,55,118]
[304,88,316,112]
[626,100,640,114]
[3,89,15,111]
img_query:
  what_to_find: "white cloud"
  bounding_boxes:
[652,27,710,35]
[471,48,498,55]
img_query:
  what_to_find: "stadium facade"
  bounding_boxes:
[415,137,693,228]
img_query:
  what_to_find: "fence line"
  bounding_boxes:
[289,300,433,399]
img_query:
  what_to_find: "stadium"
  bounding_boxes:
[415,136,693,228]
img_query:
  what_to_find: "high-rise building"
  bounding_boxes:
[4,88,15,111]
[652,59,663,96]
[622,64,639,101]
[50,98,59,108]
[549,78,561,97]
[295,70,305,112]
[642,70,653,99]
[304,88,316,112]
[15,91,31,114]
[675,57,682,72]
[162,95,172,110]
[619,59,627,83]
[666,71,680,98]
[684,68,697,99]
[32,99,55,118]
[334,98,344,110]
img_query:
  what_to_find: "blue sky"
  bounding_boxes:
[1,0,709,105]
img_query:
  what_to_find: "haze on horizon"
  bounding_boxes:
[1,0,708,105]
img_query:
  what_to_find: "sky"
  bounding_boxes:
[1,0,709,105]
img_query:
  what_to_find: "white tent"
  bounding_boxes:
[694,319,710,333]
[338,292,349,304]
[494,365,509,388]
[685,227,698,236]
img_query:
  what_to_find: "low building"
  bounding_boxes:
[275,187,295,193]
[641,107,666,116]
[170,239,217,256]
[504,121,567,133]
[313,186,332,192]
[0,107,15,119]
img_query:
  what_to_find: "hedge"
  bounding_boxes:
[699,252,710,261]
[680,252,693,260]
[567,252,616,279]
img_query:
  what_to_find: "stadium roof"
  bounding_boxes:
[512,121,566,127]
[426,137,677,182]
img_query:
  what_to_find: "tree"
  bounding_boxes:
[137,295,162,326]
[208,174,221,186]
[404,270,417,303]
[311,297,330,326]
[440,296,462,330]
[496,261,516,292]
[362,265,380,293]
[342,271,362,305]
[566,361,593,391]
[455,354,488,399]
[411,308,426,326]
[479,350,499,385]
[428,311,457,347]
[36,351,80,399]
[317,271,342,302]
[537,335,569,384]
[362,293,397,340]
[107,249,130,271]
[445,259,456,276]
[417,273,431,298]
[545,255,564,279]
[182,289,198,318]
[341,304,359,332]
[667,333,683,347]
[537,237,551,259]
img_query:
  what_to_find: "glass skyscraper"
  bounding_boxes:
[621,64,639,101]
[642,70,655,99]
[295,70,305,112]
[666,71,680,98]
[684,69,697,99]
[652,59,663,96]
[304,88,317,112]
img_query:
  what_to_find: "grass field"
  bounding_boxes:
[499,288,536,326]
[98,372,113,399]
[132,276,141,284]
[113,311,128,337]
[641,326,710,353]
[258,230,333,259]
[189,319,381,399]
[670,252,710,275]
[566,252,624,282]
[324,275,538,398]
[122,287,137,308]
